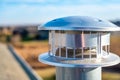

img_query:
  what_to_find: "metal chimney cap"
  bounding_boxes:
[38,16,120,31]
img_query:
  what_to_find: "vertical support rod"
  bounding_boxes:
[105,45,108,55]
[97,32,101,58]
[81,31,84,59]
[59,31,61,57]
[89,32,92,59]
[73,48,75,58]
[65,31,68,58]
[48,31,51,55]
[56,67,101,80]
[73,33,76,58]
[51,31,55,56]
[107,45,110,55]
[89,47,92,60]
[81,47,84,59]
[66,47,68,58]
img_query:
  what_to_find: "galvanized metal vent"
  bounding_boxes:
[38,16,120,68]
[38,16,120,80]
[49,31,110,60]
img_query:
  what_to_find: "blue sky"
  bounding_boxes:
[0,0,120,25]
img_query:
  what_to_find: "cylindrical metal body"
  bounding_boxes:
[56,67,101,80]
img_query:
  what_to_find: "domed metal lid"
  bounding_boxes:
[38,16,120,31]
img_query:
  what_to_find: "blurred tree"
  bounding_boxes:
[35,30,48,40]
[13,28,30,41]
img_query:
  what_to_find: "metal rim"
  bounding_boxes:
[38,26,120,31]
[39,52,120,68]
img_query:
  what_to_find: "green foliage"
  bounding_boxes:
[21,35,33,41]
[6,35,12,42]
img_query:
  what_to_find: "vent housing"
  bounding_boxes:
[38,16,120,67]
